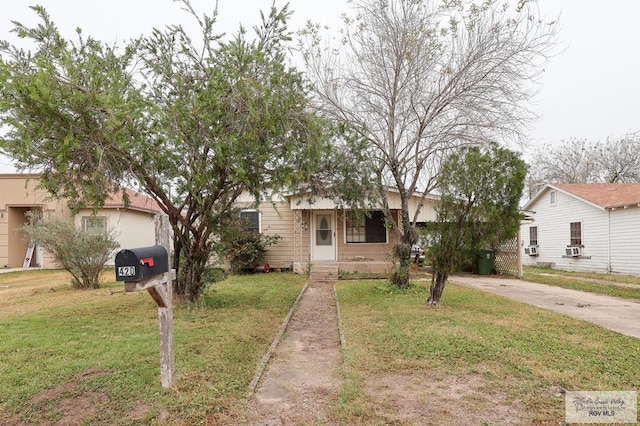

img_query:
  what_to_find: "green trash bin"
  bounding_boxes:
[476,250,494,275]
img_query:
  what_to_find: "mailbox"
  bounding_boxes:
[115,245,169,282]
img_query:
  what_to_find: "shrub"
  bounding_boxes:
[19,212,119,289]
[202,267,227,286]
[219,216,281,274]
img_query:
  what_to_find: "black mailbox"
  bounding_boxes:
[115,245,169,282]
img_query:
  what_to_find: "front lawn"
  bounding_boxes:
[334,280,640,424]
[0,270,305,425]
[2,269,638,425]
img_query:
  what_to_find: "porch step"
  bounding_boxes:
[309,263,339,282]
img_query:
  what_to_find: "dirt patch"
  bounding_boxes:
[27,368,113,425]
[54,392,109,426]
[30,368,111,405]
[364,372,526,425]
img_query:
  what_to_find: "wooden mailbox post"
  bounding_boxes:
[115,246,175,389]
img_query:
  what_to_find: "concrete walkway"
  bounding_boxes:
[449,274,640,339]
[0,267,33,274]
[250,280,342,425]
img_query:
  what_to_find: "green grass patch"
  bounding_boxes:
[525,265,640,285]
[335,279,640,424]
[0,270,305,425]
[524,266,640,300]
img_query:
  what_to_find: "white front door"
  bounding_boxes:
[312,211,336,261]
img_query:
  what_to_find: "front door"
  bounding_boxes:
[312,211,336,261]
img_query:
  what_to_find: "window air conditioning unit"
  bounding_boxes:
[565,246,582,257]
[524,246,538,256]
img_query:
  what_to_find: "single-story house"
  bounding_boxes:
[520,183,640,275]
[0,174,162,268]
[233,189,439,274]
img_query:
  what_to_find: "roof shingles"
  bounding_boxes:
[103,188,162,213]
[553,183,640,208]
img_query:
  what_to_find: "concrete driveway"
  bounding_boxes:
[449,274,640,339]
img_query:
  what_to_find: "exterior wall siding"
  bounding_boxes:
[235,199,297,269]
[260,201,295,269]
[522,187,635,275]
[239,191,438,274]
[609,206,640,275]
[74,208,158,265]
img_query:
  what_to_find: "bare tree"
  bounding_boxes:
[528,138,600,192]
[302,0,558,287]
[527,131,640,196]
[597,132,640,183]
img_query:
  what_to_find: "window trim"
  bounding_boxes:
[550,190,557,206]
[240,209,261,233]
[529,226,538,246]
[344,210,388,244]
[569,221,582,246]
[82,216,107,235]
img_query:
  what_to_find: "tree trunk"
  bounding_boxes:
[389,191,419,289]
[427,271,448,307]
[176,235,209,303]
[168,216,209,303]
[391,243,412,289]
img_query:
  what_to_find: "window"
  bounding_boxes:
[570,222,582,246]
[529,226,538,246]
[550,190,557,206]
[345,211,387,243]
[83,216,106,235]
[240,210,260,233]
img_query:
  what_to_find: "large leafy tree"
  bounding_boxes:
[0,2,358,301]
[302,0,558,288]
[426,144,526,306]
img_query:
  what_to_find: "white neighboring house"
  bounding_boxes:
[521,183,640,275]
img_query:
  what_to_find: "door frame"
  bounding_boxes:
[311,210,336,261]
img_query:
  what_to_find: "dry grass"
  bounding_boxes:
[0,269,108,319]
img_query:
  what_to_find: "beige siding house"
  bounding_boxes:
[0,174,162,269]
[234,190,438,274]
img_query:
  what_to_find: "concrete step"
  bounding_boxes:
[309,263,339,282]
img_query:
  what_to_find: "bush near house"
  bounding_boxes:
[219,216,281,274]
[19,212,118,289]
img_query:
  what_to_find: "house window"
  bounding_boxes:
[240,210,260,233]
[550,190,557,206]
[345,211,387,243]
[570,222,582,246]
[529,226,538,246]
[83,216,106,235]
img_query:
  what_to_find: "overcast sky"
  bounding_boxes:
[1,0,639,172]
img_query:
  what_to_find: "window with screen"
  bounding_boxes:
[570,222,582,246]
[82,216,106,235]
[345,211,387,243]
[529,226,538,246]
[240,210,260,233]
